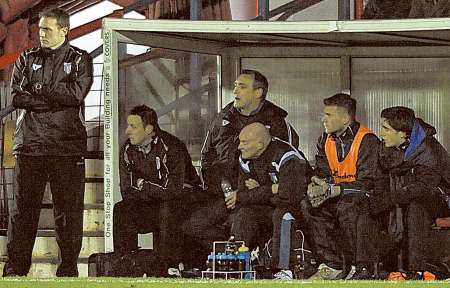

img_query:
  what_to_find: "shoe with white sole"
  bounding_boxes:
[274,269,294,280]
[308,263,342,280]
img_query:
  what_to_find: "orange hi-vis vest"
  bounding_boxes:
[324,126,373,184]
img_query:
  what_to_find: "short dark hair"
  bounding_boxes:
[39,8,70,29]
[323,93,357,120]
[381,106,415,136]
[241,69,269,99]
[129,105,160,131]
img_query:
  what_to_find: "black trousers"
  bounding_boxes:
[4,155,85,276]
[181,197,229,252]
[230,206,300,270]
[113,198,184,267]
[303,194,378,271]
[404,197,450,271]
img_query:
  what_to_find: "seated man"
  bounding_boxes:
[304,93,381,280]
[372,106,450,280]
[113,105,201,276]
[227,122,311,279]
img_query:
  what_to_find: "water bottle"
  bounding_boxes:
[237,253,246,271]
[238,244,251,271]
[206,252,214,271]
[221,178,233,198]
[217,253,228,271]
[225,235,237,254]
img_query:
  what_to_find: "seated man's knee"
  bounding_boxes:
[272,208,295,226]
[113,200,133,215]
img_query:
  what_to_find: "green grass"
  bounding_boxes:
[0,278,448,288]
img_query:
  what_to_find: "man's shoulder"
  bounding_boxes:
[360,130,380,145]
[159,130,187,150]
[271,139,306,163]
[68,44,90,57]
[259,100,288,119]
[21,47,41,58]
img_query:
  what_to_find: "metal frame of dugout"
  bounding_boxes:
[102,18,450,252]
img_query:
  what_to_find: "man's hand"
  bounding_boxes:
[225,191,237,210]
[307,176,341,207]
[245,178,260,190]
[272,184,279,194]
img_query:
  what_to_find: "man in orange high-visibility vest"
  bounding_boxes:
[304,93,381,280]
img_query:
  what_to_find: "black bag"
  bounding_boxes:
[256,228,317,279]
[88,252,115,277]
[88,249,161,277]
[292,228,317,279]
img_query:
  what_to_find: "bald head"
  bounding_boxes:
[238,123,271,159]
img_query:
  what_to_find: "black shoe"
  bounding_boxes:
[56,264,79,277]
[181,268,202,278]
[2,263,27,277]
[349,268,374,280]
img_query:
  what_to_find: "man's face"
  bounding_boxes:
[39,17,68,49]
[379,119,406,148]
[125,115,153,145]
[321,105,350,134]
[233,74,262,112]
[238,131,262,160]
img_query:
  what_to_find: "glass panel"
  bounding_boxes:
[85,106,101,121]
[70,30,102,54]
[352,58,450,151]
[241,58,341,162]
[118,43,220,161]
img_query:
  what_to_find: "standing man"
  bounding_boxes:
[113,105,201,276]
[305,93,380,280]
[4,8,93,277]
[183,70,298,257]
[373,106,450,280]
[228,123,311,279]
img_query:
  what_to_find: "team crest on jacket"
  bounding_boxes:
[63,62,72,74]
[32,64,42,71]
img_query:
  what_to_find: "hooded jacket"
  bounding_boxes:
[201,100,299,197]
[11,40,93,156]
[371,119,450,214]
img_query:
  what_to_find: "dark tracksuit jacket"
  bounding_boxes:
[12,40,93,156]
[231,137,312,268]
[304,121,381,270]
[371,119,450,271]
[114,130,201,266]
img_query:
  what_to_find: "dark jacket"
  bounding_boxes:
[201,100,299,196]
[371,119,450,214]
[120,129,201,202]
[237,137,312,209]
[409,0,450,18]
[314,121,381,192]
[11,40,93,156]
